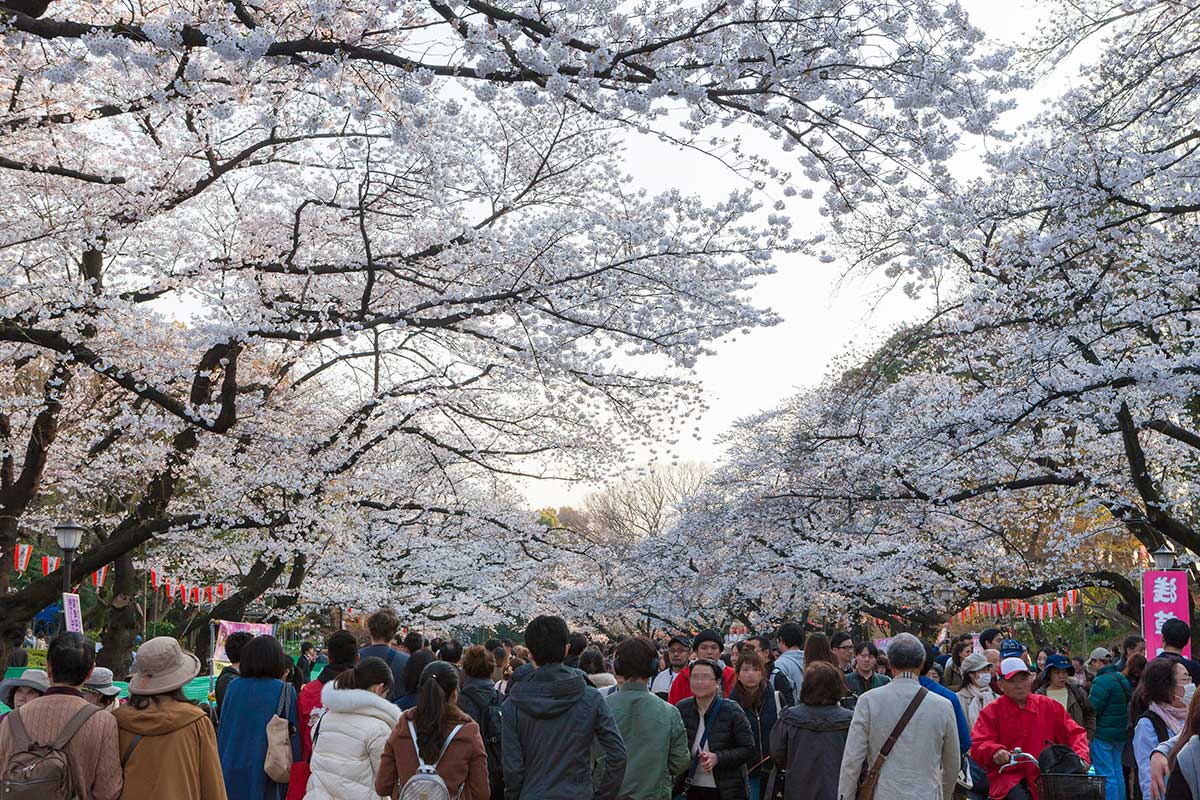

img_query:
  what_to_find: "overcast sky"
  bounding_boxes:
[523,1,1066,508]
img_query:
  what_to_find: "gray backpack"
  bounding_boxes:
[0,704,100,800]
[397,719,465,800]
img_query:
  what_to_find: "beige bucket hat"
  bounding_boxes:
[127,636,200,696]
[0,668,49,707]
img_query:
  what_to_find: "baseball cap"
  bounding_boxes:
[1000,657,1030,680]
[667,635,691,649]
[999,639,1025,659]
[1089,647,1112,661]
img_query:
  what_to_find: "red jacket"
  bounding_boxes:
[667,663,736,705]
[970,692,1090,799]
[285,676,331,800]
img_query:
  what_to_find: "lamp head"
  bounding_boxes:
[1151,544,1177,571]
[54,521,85,552]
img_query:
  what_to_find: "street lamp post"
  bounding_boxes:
[54,521,85,594]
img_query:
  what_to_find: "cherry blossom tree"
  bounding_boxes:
[624,0,1200,635]
[0,0,1012,652]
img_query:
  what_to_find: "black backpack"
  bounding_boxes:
[461,684,504,796]
[1039,743,1087,775]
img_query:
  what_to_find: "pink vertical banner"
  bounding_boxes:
[1143,570,1191,657]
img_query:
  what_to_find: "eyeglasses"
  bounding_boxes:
[837,645,855,651]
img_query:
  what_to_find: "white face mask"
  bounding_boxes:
[1184,682,1196,704]
[977,672,992,687]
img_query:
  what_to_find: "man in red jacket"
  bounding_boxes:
[668,628,735,704]
[971,657,1091,800]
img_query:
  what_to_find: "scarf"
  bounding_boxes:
[1151,701,1188,736]
[960,684,994,728]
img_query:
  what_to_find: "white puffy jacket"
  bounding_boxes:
[305,680,402,800]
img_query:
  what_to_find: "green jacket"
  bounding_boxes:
[602,682,690,800]
[1088,664,1132,743]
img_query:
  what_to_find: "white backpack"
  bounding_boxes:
[397,720,465,800]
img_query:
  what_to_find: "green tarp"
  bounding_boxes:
[0,665,320,711]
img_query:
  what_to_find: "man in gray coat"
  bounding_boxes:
[502,615,627,799]
[837,633,960,800]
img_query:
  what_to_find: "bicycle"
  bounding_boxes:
[998,748,1107,800]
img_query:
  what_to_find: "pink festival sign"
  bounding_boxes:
[1142,570,1191,658]
[212,619,276,663]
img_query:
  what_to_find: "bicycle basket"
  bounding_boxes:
[1038,773,1108,800]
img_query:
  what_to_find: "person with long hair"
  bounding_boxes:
[1125,653,1148,691]
[115,637,225,800]
[1132,658,1191,799]
[217,635,301,800]
[804,634,836,669]
[729,650,781,800]
[305,657,399,799]
[375,660,488,799]
[942,638,974,692]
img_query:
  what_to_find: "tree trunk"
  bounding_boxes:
[96,551,139,678]
[185,556,289,673]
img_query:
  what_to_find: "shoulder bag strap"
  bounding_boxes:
[120,735,143,767]
[5,707,32,750]
[274,683,288,717]
[862,687,928,784]
[433,724,464,767]
[52,704,101,750]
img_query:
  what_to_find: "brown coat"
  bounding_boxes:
[113,696,226,800]
[375,706,489,799]
[0,691,123,800]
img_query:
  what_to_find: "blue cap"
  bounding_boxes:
[1042,653,1074,678]
[999,639,1025,659]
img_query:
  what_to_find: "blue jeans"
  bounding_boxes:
[1091,739,1126,800]
[747,775,761,800]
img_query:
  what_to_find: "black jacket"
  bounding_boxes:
[501,662,627,800]
[730,685,781,778]
[459,676,505,795]
[678,696,755,800]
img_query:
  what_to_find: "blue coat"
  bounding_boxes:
[217,677,301,800]
[920,675,971,754]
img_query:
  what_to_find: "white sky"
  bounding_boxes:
[523,0,1067,508]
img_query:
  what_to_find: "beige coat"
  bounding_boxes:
[837,677,960,800]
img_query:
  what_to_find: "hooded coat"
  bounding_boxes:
[501,662,628,800]
[114,696,227,800]
[770,702,853,800]
[305,682,401,800]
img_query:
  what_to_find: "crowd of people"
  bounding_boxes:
[0,608,1197,800]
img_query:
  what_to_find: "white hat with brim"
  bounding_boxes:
[0,668,49,707]
[126,636,201,696]
[1000,656,1031,680]
[84,667,122,697]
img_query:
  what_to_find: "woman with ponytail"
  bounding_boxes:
[375,660,489,799]
[304,657,401,800]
